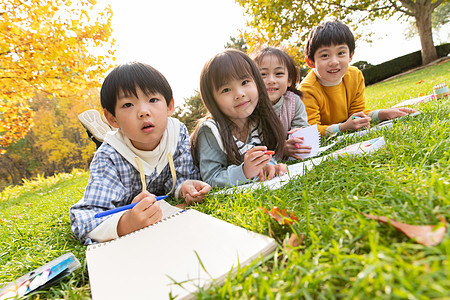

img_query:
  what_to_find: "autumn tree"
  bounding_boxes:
[0,0,115,154]
[173,92,207,133]
[406,1,449,43]
[237,0,447,65]
[0,89,99,188]
[225,36,249,53]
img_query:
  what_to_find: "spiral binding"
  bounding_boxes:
[88,209,187,250]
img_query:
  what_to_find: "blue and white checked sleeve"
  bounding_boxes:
[69,145,140,244]
[69,123,201,245]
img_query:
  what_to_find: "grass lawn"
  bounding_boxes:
[0,59,449,299]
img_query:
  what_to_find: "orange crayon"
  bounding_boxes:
[265,150,275,155]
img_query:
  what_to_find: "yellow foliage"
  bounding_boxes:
[0,97,34,154]
[0,0,116,151]
[0,87,99,190]
[31,89,99,171]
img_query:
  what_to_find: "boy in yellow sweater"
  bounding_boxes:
[300,18,415,136]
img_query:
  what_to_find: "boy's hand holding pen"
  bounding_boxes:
[341,112,370,132]
[113,158,165,237]
[114,156,165,236]
[95,193,168,218]
[116,191,164,237]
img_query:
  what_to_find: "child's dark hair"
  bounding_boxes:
[100,62,173,116]
[252,47,303,98]
[304,18,355,62]
[191,49,286,165]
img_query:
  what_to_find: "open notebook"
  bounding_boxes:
[86,201,277,299]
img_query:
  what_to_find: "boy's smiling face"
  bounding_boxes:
[105,86,174,151]
[306,43,354,84]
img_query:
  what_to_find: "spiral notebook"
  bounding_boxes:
[85,200,277,300]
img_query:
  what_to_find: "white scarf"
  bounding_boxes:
[104,117,180,175]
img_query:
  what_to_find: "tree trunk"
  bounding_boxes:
[414,2,438,65]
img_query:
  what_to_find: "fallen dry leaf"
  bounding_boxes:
[261,206,299,225]
[364,214,447,246]
[415,80,424,84]
[283,233,304,249]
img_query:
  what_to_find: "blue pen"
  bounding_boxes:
[95,195,168,218]
[352,116,362,120]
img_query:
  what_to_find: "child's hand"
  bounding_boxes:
[258,163,287,181]
[243,146,272,179]
[340,112,370,132]
[285,128,312,159]
[180,180,211,205]
[378,107,417,121]
[117,191,162,237]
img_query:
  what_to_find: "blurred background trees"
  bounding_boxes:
[0,0,115,189]
[1,0,448,191]
[172,92,207,134]
[236,0,447,65]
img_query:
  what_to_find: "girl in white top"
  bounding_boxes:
[253,47,312,160]
[191,49,287,188]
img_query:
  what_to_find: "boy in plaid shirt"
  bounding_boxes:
[70,62,211,245]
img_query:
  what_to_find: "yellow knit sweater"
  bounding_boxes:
[300,66,371,136]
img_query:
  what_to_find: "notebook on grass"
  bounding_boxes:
[331,136,385,157]
[85,201,277,300]
[215,136,386,194]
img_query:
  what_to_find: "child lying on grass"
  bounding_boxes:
[300,18,416,137]
[70,62,211,245]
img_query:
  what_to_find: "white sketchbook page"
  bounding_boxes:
[159,199,182,218]
[336,124,392,141]
[392,95,433,108]
[332,136,386,157]
[289,124,320,159]
[86,209,277,300]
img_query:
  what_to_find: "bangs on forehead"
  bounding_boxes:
[114,63,171,100]
[210,52,254,89]
[116,75,159,99]
[256,51,286,68]
[315,22,354,51]
[317,30,346,48]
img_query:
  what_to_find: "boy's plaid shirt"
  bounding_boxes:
[70,124,200,245]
